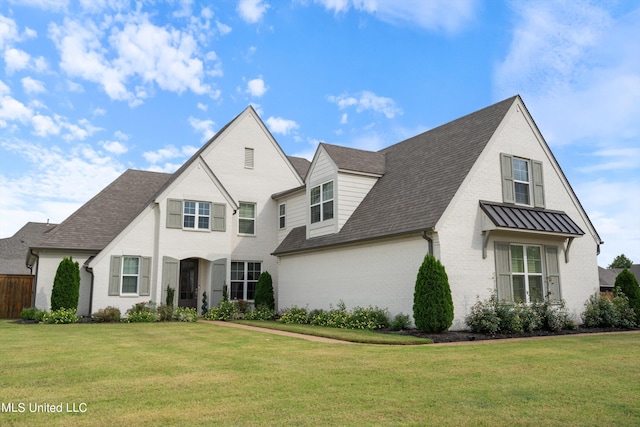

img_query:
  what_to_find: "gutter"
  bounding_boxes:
[421,230,434,256]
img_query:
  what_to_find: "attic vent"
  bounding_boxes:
[245,148,254,169]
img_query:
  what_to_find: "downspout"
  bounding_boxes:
[27,249,40,307]
[421,230,433,256]
[85,264,94,316]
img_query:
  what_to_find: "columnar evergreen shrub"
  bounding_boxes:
[50,257,80,311]
[201,292,208,315]
[614,269,640,323]
[254,271,275,310]
[413,254,454,333]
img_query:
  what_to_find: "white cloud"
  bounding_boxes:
[0,15,20,50]
[576,148,640,173]
[102,140,128,155]
[189,116,216,142]
[21,77,46,94]
[313,0,477,33]
[143,144,198,164]
[328,91,402,118]
[197,102,207,111]
[31,114,59,137]
[216,20,232,35]
[8,0,70,11]
[114,130,129,140]
[0,94,32,126]
[237,0,270,23]
[4,48,30,74]
[265,116,299,135]
[246,77,268,97]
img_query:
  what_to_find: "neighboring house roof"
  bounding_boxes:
[480,201,585,236]
[34,170,171,251]
[273,96,518,255]
[287,156,311,179]
[320,143,386,176]
[0,222,57,274]
[599,264,640,289]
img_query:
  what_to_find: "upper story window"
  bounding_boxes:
[121,256,140,294]
[184,201,210,230]
[500,153,545,208]
[239,202,256,235]
[310,181,334,224]
[279,203,286,229]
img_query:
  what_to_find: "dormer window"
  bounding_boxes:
[310,181,333,223]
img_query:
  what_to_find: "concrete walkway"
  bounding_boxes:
[203,320,354,344]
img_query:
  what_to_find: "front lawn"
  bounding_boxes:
[1,321,638,426]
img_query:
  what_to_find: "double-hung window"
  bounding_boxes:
[278,203,286,229]
[239,202,256,235]
[310,181,334,223]
[230,261,261,300]
[183,201,211,230]
[513,158,530,205]
[500,153,545,208]
[121,256,140,294]
[510,245,543,302]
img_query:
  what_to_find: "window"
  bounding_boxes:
[279,203,286,229]
[239,202,256,235]
[495,243,561,304]
[310,181,334,224]
[245,147,254,169]
[230,261,261,300]
[500,153,545,208]
[122,256,140,294]
[183,201,210,230]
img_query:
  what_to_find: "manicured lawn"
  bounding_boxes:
[1,321,639,426]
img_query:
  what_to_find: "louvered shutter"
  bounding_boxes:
[212,203,226,231]
[495,242,513,302]
[532,160,545,208]
[109,256,122,296]
[139,257,151,296]
[166,199,182,228]
[544,246,561,302]
[500,153,515,204]
[162,257,180,306]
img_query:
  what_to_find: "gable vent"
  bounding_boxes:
[245,147,254,169]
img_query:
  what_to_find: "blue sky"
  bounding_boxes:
[0,0,638,266]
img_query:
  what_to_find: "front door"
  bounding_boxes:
[179,258,198,308]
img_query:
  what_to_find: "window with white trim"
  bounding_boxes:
[310,181,333,224]
[513,158,530,205]
[230,261,261,300]
[122,256,140,294]
[500,153,545,208]
[239,202,256,235]
[511,244,543,302]
[278,203,286,229]
[183,201,211,230]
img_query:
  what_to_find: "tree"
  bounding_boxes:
[413,254,454,333]
[50,257,80,311]
[608,254,633,269]
[614,268,640,323]
[254,271,275,310]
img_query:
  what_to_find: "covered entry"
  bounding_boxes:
[179,258,198,308]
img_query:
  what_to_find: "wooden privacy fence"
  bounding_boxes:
[0,275,34,318]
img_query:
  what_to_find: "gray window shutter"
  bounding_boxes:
[167,199,182,228]
[109,256,122,296]
[495,242,513,302]
[139,257,151,296]
[544,246,561,302]
[162,257,179,305]
[500,153,515,204]
[212,203,226,231]
[532,160,545,208]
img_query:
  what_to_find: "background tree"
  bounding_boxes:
[608,254,633,269]
[614,269,640,323]
[50,257,80,311]
[413,254,454,333]
[254,271,275,310]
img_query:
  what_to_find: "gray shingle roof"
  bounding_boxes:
[480,201,585,236]
[0,222,57,274]
[35,170,171,251]
[599,265,640,289]
[321,143,386,176]
[273,96,518,255]
[287,156,311,179]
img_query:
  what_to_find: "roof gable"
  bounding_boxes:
[321,143,385,176]
[0,222,56,274]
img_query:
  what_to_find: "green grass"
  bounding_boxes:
[1,321,639,426]
[234,320,433,344]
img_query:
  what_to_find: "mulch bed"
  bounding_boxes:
[378,326,639,343]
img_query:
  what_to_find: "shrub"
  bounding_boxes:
[175,307,198,322]
[254,271,275,310]
[201,292,208,316]
[310,302,349,328]
[389,313,411,331]
[532,299,576,332]
[157,304,174,321]
[203,300,241,321]
[278,305,310,324]
[20,307,45,322]
[93,306,121,323]
[413,254,454,333]
[166,285,175,307]
[244,306,277,321]
[43,308,78,324]
[125,301,158,322]
[614,269,640,323]
[581,292,637,328]
[50,257,80,311]
[466,293,501,334]
[345,305,389,330]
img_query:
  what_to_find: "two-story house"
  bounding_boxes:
[26,96,602,328]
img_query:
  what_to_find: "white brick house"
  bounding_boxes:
[27,96,602,329]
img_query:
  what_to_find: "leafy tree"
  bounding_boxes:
[50,257,80,311]
[254,271,275,310]
[614,268,640,323]
[413,254,454,333]
[608,254,633,269]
